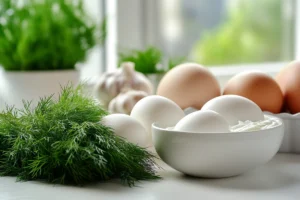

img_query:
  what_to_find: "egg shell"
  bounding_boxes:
[174,110,230,133]
[201,95,264,126]
[157,63,221,109]
[275,61,300,114]
[130,95,185,140]
[223,71,283,113]
[101,114,149,147]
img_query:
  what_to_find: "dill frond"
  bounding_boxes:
[0,85,159,186]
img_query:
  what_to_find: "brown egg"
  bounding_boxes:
[157,63,220,109]
[275,61,300,114]
[223,71,283,113]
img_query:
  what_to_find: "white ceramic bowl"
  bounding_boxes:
[152,115,284,178]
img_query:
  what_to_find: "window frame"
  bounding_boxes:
[107,0,298,80]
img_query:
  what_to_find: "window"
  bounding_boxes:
[113,0,296,71]
[80,0,106,79]
[158,0,295,65]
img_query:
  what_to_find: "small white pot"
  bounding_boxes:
[265,112,300,153]
[0,70,79,110]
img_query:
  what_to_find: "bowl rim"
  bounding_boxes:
[152,114,283,136]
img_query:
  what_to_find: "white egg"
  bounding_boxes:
[174,110,230,133]
[101,114,149,147]
[201,95,264,126]
[130,95,185,140]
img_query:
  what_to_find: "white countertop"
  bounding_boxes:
[1,153,300,200]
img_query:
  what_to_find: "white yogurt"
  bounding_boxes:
[230,115,281,132]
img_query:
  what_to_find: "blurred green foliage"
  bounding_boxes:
[0,0,100,71]
[119,46,163,74]
[168,56,186,70]
[119,46,186,74]
[192,0,285,65]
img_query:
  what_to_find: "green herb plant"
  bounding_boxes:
[168,56,187,70]
[119,46,186,74]
[0,85,159,186]
[0,0,98,71]
[119,46,163,74]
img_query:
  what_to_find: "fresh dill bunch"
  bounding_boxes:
[0,85,159,186]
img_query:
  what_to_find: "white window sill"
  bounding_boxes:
[209,62,285,76]
[80,61,287,88]
[1,59,283,88]
[208,62,286,88]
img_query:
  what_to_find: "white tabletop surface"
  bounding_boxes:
[1,153,300,200]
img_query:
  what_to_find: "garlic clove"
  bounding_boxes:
[94,62,154,108]
[109,90,148,115]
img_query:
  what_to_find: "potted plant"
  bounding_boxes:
[0,0,98,109]
[118,46,185,91]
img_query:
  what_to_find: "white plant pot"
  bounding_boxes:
[0,70,79,110]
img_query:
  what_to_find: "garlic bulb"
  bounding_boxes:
[94,62,153,106]
[108,90,148,114]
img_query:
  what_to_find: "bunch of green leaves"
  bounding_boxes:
[118,46,186,74]
[0,0,99,71]
[192,0,285,66]
[0,85,159,186]
[119,46,163,74]
[168,56,186,70]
